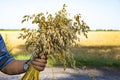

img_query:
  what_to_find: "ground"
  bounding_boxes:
[0,67,120,80]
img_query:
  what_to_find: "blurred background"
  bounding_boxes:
[0,0,120,67]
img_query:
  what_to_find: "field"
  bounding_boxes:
[0,31,120,67]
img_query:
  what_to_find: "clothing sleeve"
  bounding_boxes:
[0,34,14,70]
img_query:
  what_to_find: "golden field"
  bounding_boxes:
[0,31,120,66]
[0,31,120,53]
[0,31,26,55]
[77,31,120,46]
[1,31,120,46]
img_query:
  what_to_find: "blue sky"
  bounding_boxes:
[0,0,120,30]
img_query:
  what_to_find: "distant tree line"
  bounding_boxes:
[0,29,120,31]
[0,29,20,31]
[89,29,120,31]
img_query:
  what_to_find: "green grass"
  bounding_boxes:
[14,54,31,60]
[12,48,120,67]
[12,45,120,67]
[74,54,120,67]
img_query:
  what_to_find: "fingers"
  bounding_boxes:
[31,58,47,71]
[33,65,45,71]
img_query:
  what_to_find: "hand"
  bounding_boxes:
[31,55,47,71]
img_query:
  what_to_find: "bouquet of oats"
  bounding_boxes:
[19,4,89,80]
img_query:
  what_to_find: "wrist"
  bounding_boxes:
[23,60,30,71]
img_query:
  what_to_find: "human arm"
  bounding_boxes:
[1,57,47,75]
